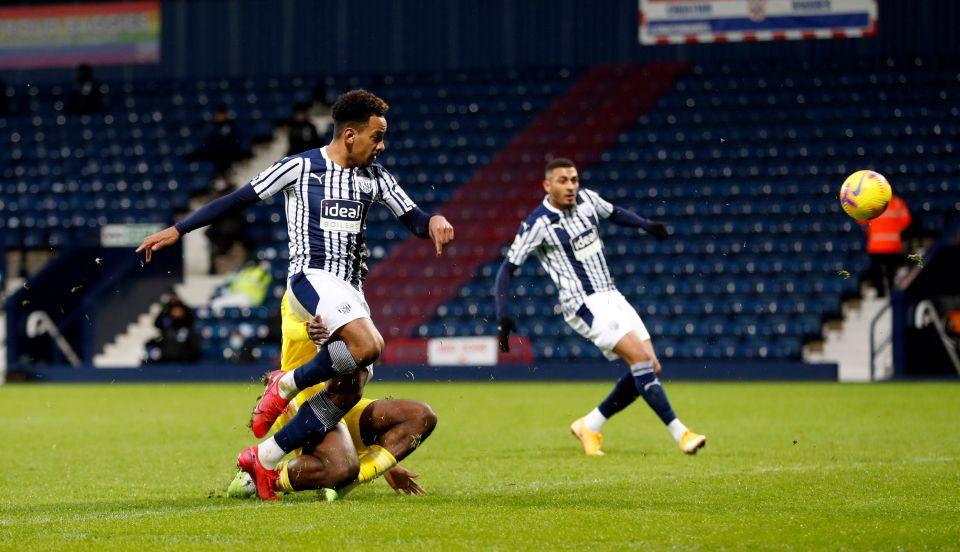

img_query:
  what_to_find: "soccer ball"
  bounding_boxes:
[839,170,892,221]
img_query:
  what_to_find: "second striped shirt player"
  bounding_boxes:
[495,158,705,457]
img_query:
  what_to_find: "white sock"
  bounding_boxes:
[257,437,286,469]
[277,372,299,399]
[667,418,688,443]
[583,408,607,433]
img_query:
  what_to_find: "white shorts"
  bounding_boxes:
[564,290,650,361]
[287,269,371,334]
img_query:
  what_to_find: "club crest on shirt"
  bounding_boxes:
[320,199,363,233]
[570,227,601,261]
[355,176,374,194]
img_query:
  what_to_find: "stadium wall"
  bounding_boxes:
[4,0,960,83]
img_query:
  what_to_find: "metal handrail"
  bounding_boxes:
[869,302,893,381]
[912,300,960,376]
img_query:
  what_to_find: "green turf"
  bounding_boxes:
[1,381,958,550]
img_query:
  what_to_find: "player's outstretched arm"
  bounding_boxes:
[607,206,669,241]
[137,185,261,262]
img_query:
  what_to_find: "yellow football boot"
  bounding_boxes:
[570,418,605,456]
[679,430,706,455]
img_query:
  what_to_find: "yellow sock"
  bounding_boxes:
[357,445,397,484]
[276,460,295,493]
[332,446,397,500]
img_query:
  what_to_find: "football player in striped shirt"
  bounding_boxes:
[138,89,454,499]
[495,158,705,457]
[228,300,436,500]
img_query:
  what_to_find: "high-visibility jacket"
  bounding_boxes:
[866,195,911,254]
[229,264,272,307]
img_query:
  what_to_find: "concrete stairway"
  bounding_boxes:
[93,275,226,368]
[805,288,891,382]
[92,109,333,368]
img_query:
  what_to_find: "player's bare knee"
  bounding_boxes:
[622,349,652,366]
[290,456,331,490]
[331,456,360,488]
[405,402,437,450]
[415,402,438,434]
[351,336,383,367]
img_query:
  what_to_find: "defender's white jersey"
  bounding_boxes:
[248,146,416,290]
[505,188,616,316]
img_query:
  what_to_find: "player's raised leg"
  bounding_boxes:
[251,325,379,438]
[243,344,376,499]
[251,272,384,437]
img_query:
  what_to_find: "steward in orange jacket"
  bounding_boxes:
[865,194,911,297]
[866,195,911,254]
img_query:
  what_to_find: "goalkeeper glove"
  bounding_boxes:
[646,222,669,241]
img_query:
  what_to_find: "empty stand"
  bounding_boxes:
[421,59,958,361]
[4,59,958,363]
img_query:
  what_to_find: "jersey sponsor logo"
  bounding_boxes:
[570,227,601,261]
[320,199,363,233]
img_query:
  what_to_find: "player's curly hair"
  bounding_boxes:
[331,89,389,137]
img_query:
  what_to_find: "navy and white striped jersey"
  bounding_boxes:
[247,146,416,290]
[505,188,616,316]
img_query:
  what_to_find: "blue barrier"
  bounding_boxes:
[19,359,837,383]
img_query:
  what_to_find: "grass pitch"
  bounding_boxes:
[1,380,958,550]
